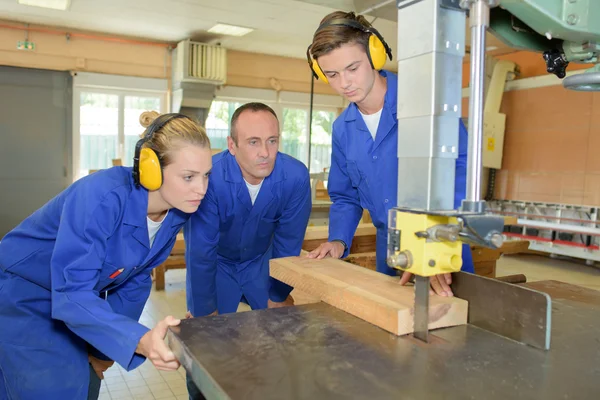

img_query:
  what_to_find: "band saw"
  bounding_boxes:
[168,1,600,398]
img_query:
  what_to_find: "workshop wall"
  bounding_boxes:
[226,50,336,95]
[0,22,171,79]
[461,50,600,207]
[495,87,600,206]
[7,21,599,207]
[462,80,600,206]
[0,21,336,95]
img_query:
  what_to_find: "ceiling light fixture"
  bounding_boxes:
[17,0,71,11]
[207,23,254,37]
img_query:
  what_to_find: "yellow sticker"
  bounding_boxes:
[487,138,495,151]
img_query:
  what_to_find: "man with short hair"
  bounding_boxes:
[185,102,311,317]
[306,11,474,296]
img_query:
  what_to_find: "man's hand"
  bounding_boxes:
[136,316,181,371]
[306,241,345,260]
[399,272,454,297]
[268,295,294,309]
[88,354,114,380]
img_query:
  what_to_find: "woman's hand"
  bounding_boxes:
[136,315,181,371]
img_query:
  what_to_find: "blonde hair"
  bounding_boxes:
[138,111,211,167]
[309,11,372,60]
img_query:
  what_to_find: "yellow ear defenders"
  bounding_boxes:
[306,18,393,83]
[133,113,188,191]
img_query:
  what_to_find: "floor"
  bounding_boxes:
[97,253,600,399]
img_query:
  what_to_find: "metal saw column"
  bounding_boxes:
[396,0,466,211]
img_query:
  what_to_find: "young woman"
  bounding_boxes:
[0,111,212,399]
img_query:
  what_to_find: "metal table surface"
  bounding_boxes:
[168,281,600,400]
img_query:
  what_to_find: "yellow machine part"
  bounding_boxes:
[393,210,463,277]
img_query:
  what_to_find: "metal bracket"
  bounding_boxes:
[451,272,552,350]
[441,0,463,10]
[397,0,425,10]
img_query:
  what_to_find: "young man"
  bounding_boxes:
[184,102,311,317]
[306,11,474,296]
[184,102,311,399]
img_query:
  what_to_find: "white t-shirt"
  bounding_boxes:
[147,210,168,248]
[244,178,264,205]
[359,107,383,140]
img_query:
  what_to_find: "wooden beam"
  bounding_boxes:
[270,256,468,336]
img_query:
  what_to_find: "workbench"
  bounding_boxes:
[168,280,600,399]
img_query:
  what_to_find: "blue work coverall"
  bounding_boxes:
[184,151,311,316]
[0,167,189,400]
[327,70,474,275]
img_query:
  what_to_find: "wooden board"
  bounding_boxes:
[270,256,468,336]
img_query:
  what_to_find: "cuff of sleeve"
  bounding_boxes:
[120,324,151,371]
[330,239,349,258]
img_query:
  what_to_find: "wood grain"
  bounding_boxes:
[270,256,468,336]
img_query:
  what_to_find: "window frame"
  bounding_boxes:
[210,97,339,170]
[72,72,168,181]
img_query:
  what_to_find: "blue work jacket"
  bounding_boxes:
[327,70,474,275]
[185,151,311,316]
[0,167,188,399]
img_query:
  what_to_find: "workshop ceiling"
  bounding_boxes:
[0,0,517,65]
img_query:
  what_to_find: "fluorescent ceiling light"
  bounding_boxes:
[17,0,70,10]
[486,46,498,51]
[208,23,253,37]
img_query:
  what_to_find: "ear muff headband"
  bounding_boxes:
[306,18,393,83]
[132,113,188,191]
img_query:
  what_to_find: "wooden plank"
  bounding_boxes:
[471,247,503,263]
[173,233,185,254]
[270,256,468,336]
[473,261,496,278]
[153,265,165,291]
[499,239,530,254]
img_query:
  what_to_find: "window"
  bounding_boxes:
[281,108,308,166]
[123,96,162,166]
[76,91,164,179]
[79,93,119,176]
[281,107,335,173]
[205,100,243,151]
[73,72,168,181]
[309,110,336,174]
[205,96,337,174]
